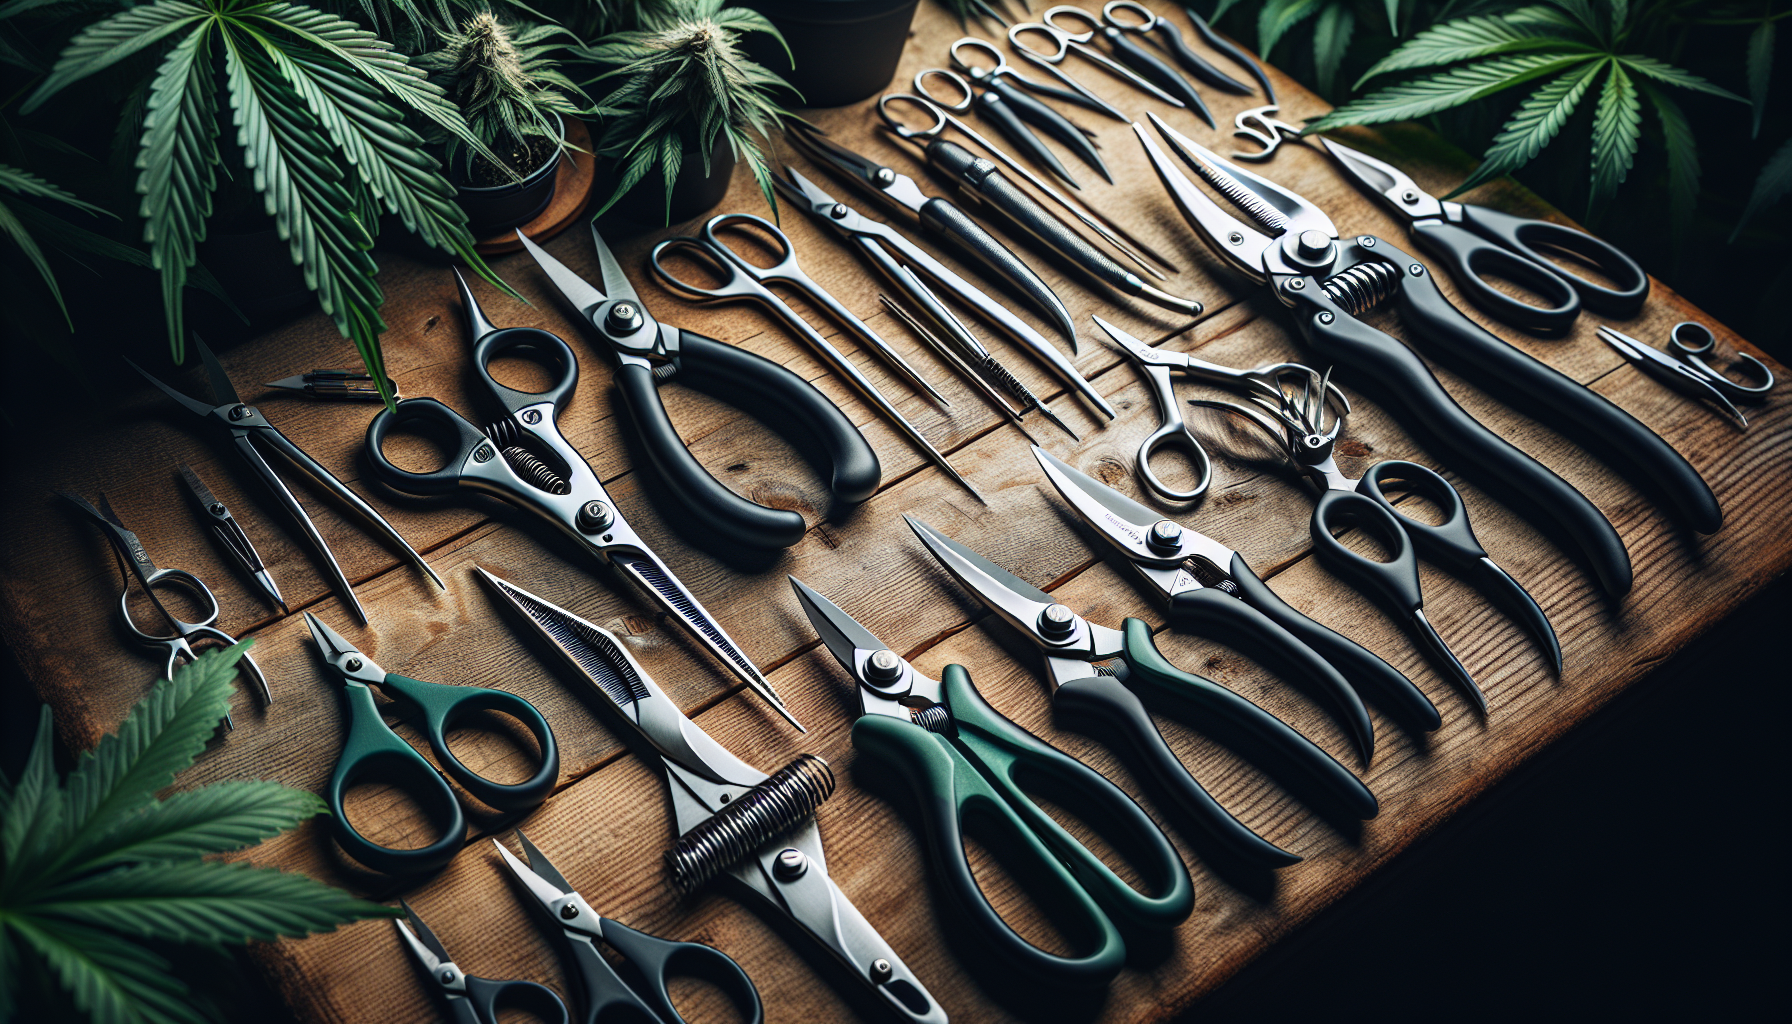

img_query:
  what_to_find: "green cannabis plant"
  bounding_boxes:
[0,643,396,1024]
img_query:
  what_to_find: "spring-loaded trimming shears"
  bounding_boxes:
[476,568,946,1024]
[364,271,802,730]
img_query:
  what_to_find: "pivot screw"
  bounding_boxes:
[439,968,455,984]
[1318,312,1335,325]
[874,168,897,186]
[1295,229,1332,261]
[473,443,495,463]
[605,302,644,334]
[830,203,849,220]
[1410,264,1425,276]
[521,409,541,425]
[560,903,580,920]
[229,405,249,421]
[1287,278,1305,291]
[346,657,362,672]
[865,649,904,684]
[774,848,808,880]
[1147,520,1183,554]
[1304,434,1329,451]
[1037,603,1077,641]
[208,502,227,517]
[1360,236,1376,247]
[577,500,614,533]
[1401,189,1419,204]
[870,958,894,983]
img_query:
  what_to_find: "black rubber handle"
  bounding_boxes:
[1154,19,1255,93]
[473,326,579,417]
[1054,673,1301,866]
[1185,11,1275,100]
[1293,241,1634,597]
[597,918,764,1024]
[917,195,1074,341]
[1311,488,1427,617]
[1458,204,1649,317]
[974,89,1077,187]
[366,398,489,496]
[557,931,659,1024]
[1224,552,1440,731]
[986,75,1112,182]
[1393,240,1720,535]
[462,976,569,1024]
[1167,587,1374,763]
[1408,218,1580,333]
[1103,26,1214,126]
[928,140,1142,297]
[1356,460,1487,569]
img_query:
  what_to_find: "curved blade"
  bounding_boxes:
[514,829,574,893]
[1474,556,1564,674]
[1150,112,1337,240]
[1411,608,1485,712]
[1320,138,1443,222]
[904,514,1056,645]
[788,575,881,674]
[193,337,241,406]
[397,903,451,968]
[1133,122,1271,283]
[517,229,607,321]
[1031,445,1239,570]
[787,122,930,214]
[123,356,215,418]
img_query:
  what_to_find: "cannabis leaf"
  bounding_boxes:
[1305,2,1745,218]
[0,644,396,1024]
[0,162,115,328]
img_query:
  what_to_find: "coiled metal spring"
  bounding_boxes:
[1320,261,1401,315]
[667,753,836,893]
[910,704,952,734]
[500,447,569,494]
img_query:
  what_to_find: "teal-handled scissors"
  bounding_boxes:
[789,576,1193,989]
[396,902,569,1024]
[302,612,559,875]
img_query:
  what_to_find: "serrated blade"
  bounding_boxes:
[1150,112,1337,240]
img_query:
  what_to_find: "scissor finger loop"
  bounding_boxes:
[1232,107,1302,162]
[912,68,973,112]
[1101,0,1156,31]
[951,35,1010,75]
[118,568,221,644]
[1042,5,1101,40]
[648,237,766,304]
[1138,420,1213,502]
[1008,22,1072,61]
[1672,321,1775,397]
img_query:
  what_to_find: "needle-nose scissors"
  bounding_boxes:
[1598,321,1775,428]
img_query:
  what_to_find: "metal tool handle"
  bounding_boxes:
[1113,618,1378,820]
[327,682,466,874]
[473,325,580,419]
[596,918,764,1024]
[649,237,773,305]
[1186,9,1276,100]
[366,398,491,496]
[1137,416,1212,502]
[1100,22,1212,123]
[461,975,570,1024]
[916,195,1081,345]
[912,68,973,114]
[1671,321,1775,397]
[381,673,559,812]
[1458,204,1647,319]
[117,567,222,643]
[982,73,1113,183]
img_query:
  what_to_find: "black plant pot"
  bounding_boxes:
[451,113,566,235]
[605,133,738,226]
[736,0,920,107]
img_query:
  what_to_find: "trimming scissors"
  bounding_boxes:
[1598,321,1775,428]
[949,36,1120,173]
[178,464,283,610]
[364,271,802,730]
[396,901,569,1024]
[1047,4,1215,126]
[1096,315,1350,502]
[1100,2,1254,97]
[1192,366,1562,707]
[493,831,763,1024]
[1006,12,1183,118]
[126,338,443,623]
[1324,138,1649,332]
[912,65,1087,191]
[476,568,945,1024]
[650,215,988,503]
[517,225,881,551]
[302,612,558,874]
[60,490,270,725]
[899,516,1378,864]
[789,576,1193,986]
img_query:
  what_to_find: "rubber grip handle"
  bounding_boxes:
[1154,20,1254,93]
[327,683,465,875]
[1310,488,1427,615]
[596,919,765,1024]
[1116,619,1378,820]
[1407,219,1581,334]
[1167,588,1374,763]
[1221,553,1440,731]
[985,76,1111,181]
[918,195,1075,342]
[462,976,570,1024]
[473,326,579,416]
[1393,240,1720,535]
[381,674,558,813]
[1457,204,1649,317]
[365,398,489,496]
[973,90,1076,187]
[556,932,659,1024]
[1103,26,1213,125]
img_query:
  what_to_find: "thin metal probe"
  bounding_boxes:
[882,295,1039,443]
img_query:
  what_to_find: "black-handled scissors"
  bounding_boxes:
[60,490,270,726]
[303,613,558,874]
[1598,321,1775,428]
[397,902,569,1024]
[1009,10,1184,113]
[913,65,1084,190]
[494,832,764,1024]
[364,271,802,730]
[1101,1,1253,95]
[1047,4,1216,126]
[949,36,1115,182]
[1324,138,1649,332]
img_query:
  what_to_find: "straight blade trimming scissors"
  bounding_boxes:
[126,338,444,623]
[517,225,881,551]
[60,490,270,726]
[178,463,284,610]
[492,831,763,1024]
[788,576,1191,987]
[364,271,802,731]
[1597,320,1775,428]
[395,902,569,1024]
[650,214,988,503]
[302,612,558,874]
[901,515,1378,866]
[475,567,946,1024]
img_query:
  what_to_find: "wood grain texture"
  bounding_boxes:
[2,3,1789,1023]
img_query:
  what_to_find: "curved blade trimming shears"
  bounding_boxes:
[1045,4,1217,126]
[125,338,444,623]
[1323,138,1649,332]
[788,576,1192,987]
[516,226,881,552]
[475,568,946,1024]
[302,612,558,874]
[902,515,1379,865]
[364,272,802,731]
[493,831,763,1024]
[1598,321,1775,428]
[1007,12,1184,115]
[60,490,270,726]
[396,902,569,1024]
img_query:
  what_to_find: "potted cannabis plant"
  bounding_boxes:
[577,0,796,223]
[417,11,590,233]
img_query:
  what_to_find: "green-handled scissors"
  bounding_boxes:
[302,612,559,875]
[789,577,1192,989]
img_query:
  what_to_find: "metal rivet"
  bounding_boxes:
[1410,264,1425,275]
[1318,312,1335,324]
[208,502,227,517]
[1295,229,1332,260]
[577,500,614,533]
[439,968,455,984]
[865,649,903,683]
[561,904,579,919]
[229,405,249,421]
[346,657,362,671]
[473,444,495,463]
[874,168,896,186]
[870,958,894,983]
[1227,231,1243,245]
[830,204,849,220]
[774,848,808,880]
[521,409,541,425]
[1360,236,1376,247]
[1147,520,1182,553]
[606,302,644,334]
[1305,435,1329,451]
[1287,278,1305,291]
[1037,604,1076,640]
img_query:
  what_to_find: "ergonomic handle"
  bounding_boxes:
[366,398,489,496]
[1458,204,1648,317]
[473,326,579,418]
[1310,488,1427,618]
[1102,26,1213,126]
[985,75,1112,182]
[461,975,570,1024]
[380,674,558,813]
[1116,619,1379,820]
[597,918,764,1024]
[1390,244,1720,536]
[1408,217,1580,333]
[327,683,466,874]
[917,196,1079,345]
[1223,552,1441,732]
[1151,19,1254,93]
[1053,672,1300,866]
[1293,241,1634,596]
[1166,588,1374,763]
[973,89,1078,188]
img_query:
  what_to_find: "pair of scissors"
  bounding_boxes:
[302,612,558,874]
[60,490,270,726]
[396,902,569,1024]
[1598,321,1775,428]
[178,464,283,610]
[1048,4,1216,125]
[126,338,443,624]
[365,271,801,730]
[493,831,763,1024]
[475,567,946,1024]
[1323,138,1650,332]
[1008,8,1184,117]
[1096,315,1350,502]
[911,65,1087,192]
[941,42,1113,184]
[650,215,986,502]
[790,575,1193,987]
[1101,2,1253,98]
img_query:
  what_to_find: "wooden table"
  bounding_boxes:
[4,4,1788,1022]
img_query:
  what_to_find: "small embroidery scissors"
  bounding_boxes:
[396,902,569,1024]
[1598,321,1775,428]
